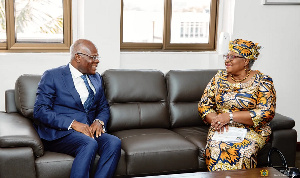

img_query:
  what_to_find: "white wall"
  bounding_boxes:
[0,53,70,110]
[231,0,300,141]
[0,0,299,140]
[83,0,121,72]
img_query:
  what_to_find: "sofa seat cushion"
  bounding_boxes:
[172,126,209,151]
[172,126,209,171]
[36,149,127,178]
[35,151,73,178]
[112,128,198,176]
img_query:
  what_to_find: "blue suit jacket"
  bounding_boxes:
[33,64,110,141]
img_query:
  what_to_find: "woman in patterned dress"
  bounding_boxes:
[198,39,276,171]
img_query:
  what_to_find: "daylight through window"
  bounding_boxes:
[0,0,71,52]
[121,0,218,51]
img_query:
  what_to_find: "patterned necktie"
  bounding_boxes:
[81,75,95,112]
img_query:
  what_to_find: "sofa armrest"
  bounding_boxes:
[269,113,295,131]
[267,113,296,167]
[0,147,36,178]
[271,129,297,167]
[0,112,44,157]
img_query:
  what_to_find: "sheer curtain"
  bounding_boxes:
[217,0,235,54]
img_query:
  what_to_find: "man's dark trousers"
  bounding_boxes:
[44,131,121,178]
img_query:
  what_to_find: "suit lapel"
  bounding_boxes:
[62,65,85,110]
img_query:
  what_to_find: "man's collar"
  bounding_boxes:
[69,63,83,78]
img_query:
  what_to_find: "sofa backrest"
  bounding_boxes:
[6,69,218,131]
[14,74,41,120]
[102,69,170,132]
[166,70,218,128]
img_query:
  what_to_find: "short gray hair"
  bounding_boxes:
[70,39,85,60]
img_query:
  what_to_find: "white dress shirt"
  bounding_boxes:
[68,64,98,130]
[69,63,96,105]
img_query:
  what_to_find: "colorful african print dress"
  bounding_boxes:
[198,70,276,171]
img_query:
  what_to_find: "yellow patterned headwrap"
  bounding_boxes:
[229,39,261,60]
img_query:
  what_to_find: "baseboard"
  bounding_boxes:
[297,142,300,151]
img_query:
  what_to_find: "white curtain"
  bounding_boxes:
[217,0,235,54]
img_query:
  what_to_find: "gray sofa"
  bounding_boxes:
[0,69,297,178]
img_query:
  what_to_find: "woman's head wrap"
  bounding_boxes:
[228,39,261,60]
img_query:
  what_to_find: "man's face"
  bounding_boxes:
[76,43,99,75]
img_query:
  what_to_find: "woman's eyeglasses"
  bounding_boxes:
[223,54,244,61]
[76,52,100,61]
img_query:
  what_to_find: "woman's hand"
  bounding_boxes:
[211,113,230,132]
[207,111,254,132]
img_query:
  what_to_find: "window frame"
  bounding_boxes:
[0,0,72,52]
[120,0,218,51]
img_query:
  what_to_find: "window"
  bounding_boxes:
[0,0,71,52]
[121,0,218,51]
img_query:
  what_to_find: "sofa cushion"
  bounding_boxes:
[112,128,199,176]
[102,70,170,132]
[166,70,218,128]
[103,69,167,103]
[109,102,169,132]
[35,149,127,178]
[172,126,209,171]
[35,151,73,178]
[15,74,41,119]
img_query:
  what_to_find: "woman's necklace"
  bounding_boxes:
[231,70,252,83]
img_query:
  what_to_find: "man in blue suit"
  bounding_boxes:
[34,39,121,178]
